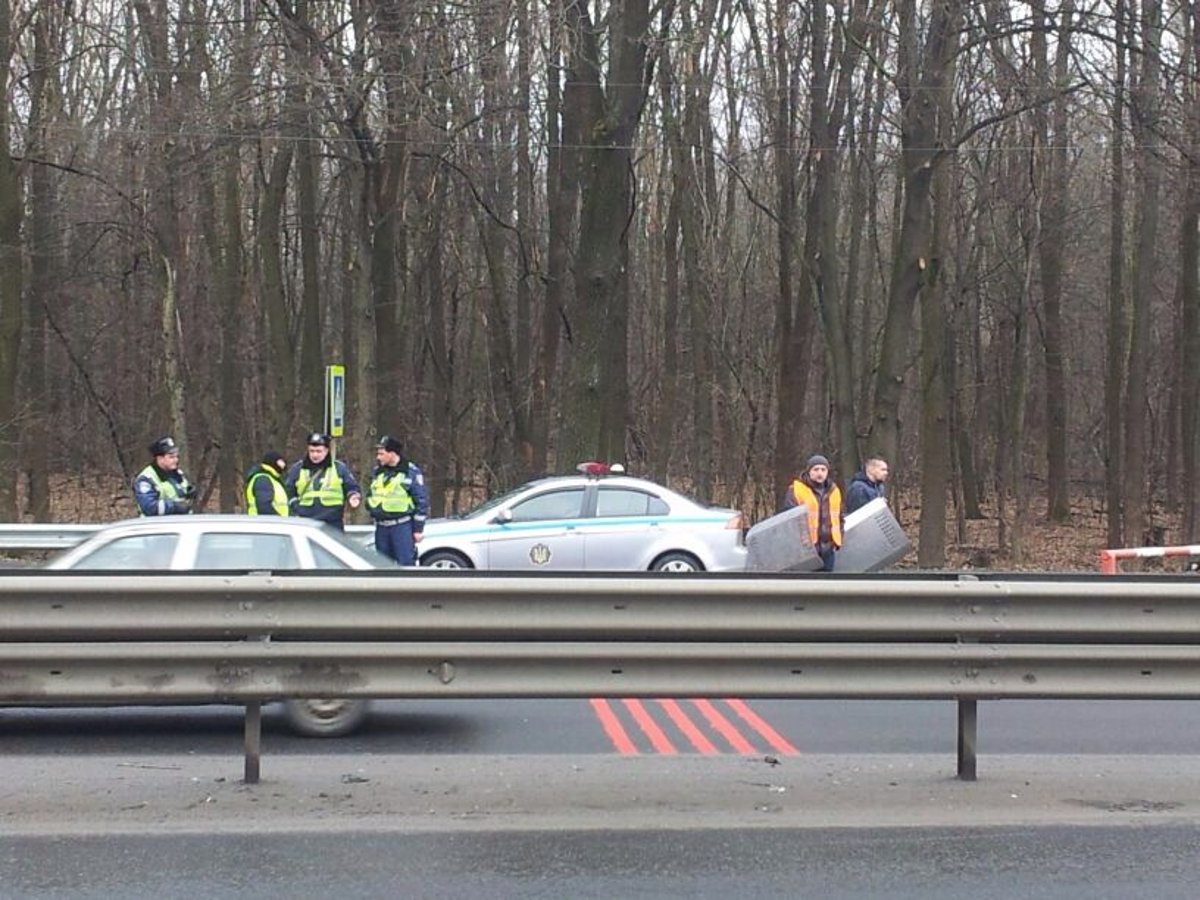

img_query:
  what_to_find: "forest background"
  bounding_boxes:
[0,0,1197,571]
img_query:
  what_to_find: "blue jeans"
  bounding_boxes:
[375,520,417,566]
[818,546,836,572]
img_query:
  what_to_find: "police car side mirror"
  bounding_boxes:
[492,509,513,525]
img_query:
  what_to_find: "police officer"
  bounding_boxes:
[244,450,291,516]
[133,436,196,516]
[285,432,362,530]
[366,435,429,565]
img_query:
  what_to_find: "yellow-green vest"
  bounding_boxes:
[245,467,289,516]
[295,464,344,509]
[368,467,415,516]
[136,465,191,516]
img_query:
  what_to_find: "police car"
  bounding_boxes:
[418,463,748,572]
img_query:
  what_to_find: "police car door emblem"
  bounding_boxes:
[529,543,552,566]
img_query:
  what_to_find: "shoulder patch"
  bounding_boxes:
[137,482,153,493]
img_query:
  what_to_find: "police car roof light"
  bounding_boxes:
[576,461,626,478]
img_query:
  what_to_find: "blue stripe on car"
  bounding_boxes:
[427,515,730,538]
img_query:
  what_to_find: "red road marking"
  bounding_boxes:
[589,698,638,754]
[622,699,677,754]
[691,698,755,754]
[655,699,719,754]
[724,698,800,756]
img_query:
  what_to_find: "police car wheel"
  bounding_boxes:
[282,698,370,737]
[650,552,704,573]
[421,550,473,569]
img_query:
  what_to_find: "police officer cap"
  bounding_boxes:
[150,436,179,457]
[805,454,830,470]
[376,435,403,455]
[307,432,331,447]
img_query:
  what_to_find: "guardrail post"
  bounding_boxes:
[956,699,977,781]
[244,702,262,784]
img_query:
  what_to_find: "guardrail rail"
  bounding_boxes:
[2,570,1198,783]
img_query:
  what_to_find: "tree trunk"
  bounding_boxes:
[916,16,959,569]
[0,0,23,520]
[1124,0,1163,551]
[1182,1,1200,539]
[532,21,578,475]
[653,47,682,483]
[1105,0,1129,548]
[558,0,657,465]
[370,0,411,437]
[1032,0,1073,524]
[257,138,296,443]
[24,5,60,521]
[296,4,324,434]
[757,0,809,497]
[869,0,963,471]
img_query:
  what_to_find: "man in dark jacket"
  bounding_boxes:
[367,434,429,566]
[244,450,291,516]
[844,457,889,515]
[285,432,362,530]
[133,436,196,516]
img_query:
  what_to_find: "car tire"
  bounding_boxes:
[650,552,704,573]
[420,550,473,569]
[282,698,371,737]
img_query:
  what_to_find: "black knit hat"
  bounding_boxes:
[805,454,830,471]
[262,449,287,471]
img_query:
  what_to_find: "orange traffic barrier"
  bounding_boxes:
[1098,544,1200,574]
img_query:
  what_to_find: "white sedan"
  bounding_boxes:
[47,515,392,736]
[48,514,388,572]
[418,466,748,572]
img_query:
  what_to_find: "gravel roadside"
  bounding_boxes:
[3,753,1199,837]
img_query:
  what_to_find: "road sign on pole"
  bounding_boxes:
[326,365,345,437]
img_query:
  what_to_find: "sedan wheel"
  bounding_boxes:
[651,552,704,573]
[421,550,473,569]
[282,698,370,737]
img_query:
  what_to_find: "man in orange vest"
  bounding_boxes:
[782,454,843,571]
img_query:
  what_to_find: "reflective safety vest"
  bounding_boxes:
[368,467,415,516]
[295,463,345,509]
[245,467,289,516]
[136,465,191,516]
[789,480,843,548]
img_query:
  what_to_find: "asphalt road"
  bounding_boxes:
[4,699,1200,897]
[6,824,1200,899]
[4,697,1200,756]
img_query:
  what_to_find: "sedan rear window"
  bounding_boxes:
[195,533,300,570]
[596,488,669,518]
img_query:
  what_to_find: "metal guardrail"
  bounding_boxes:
[0,523,375,551]
[0,524,101,550]
[2,571,1199,784]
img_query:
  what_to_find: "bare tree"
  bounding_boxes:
[557,0,665,465]
[0,0,23,519]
